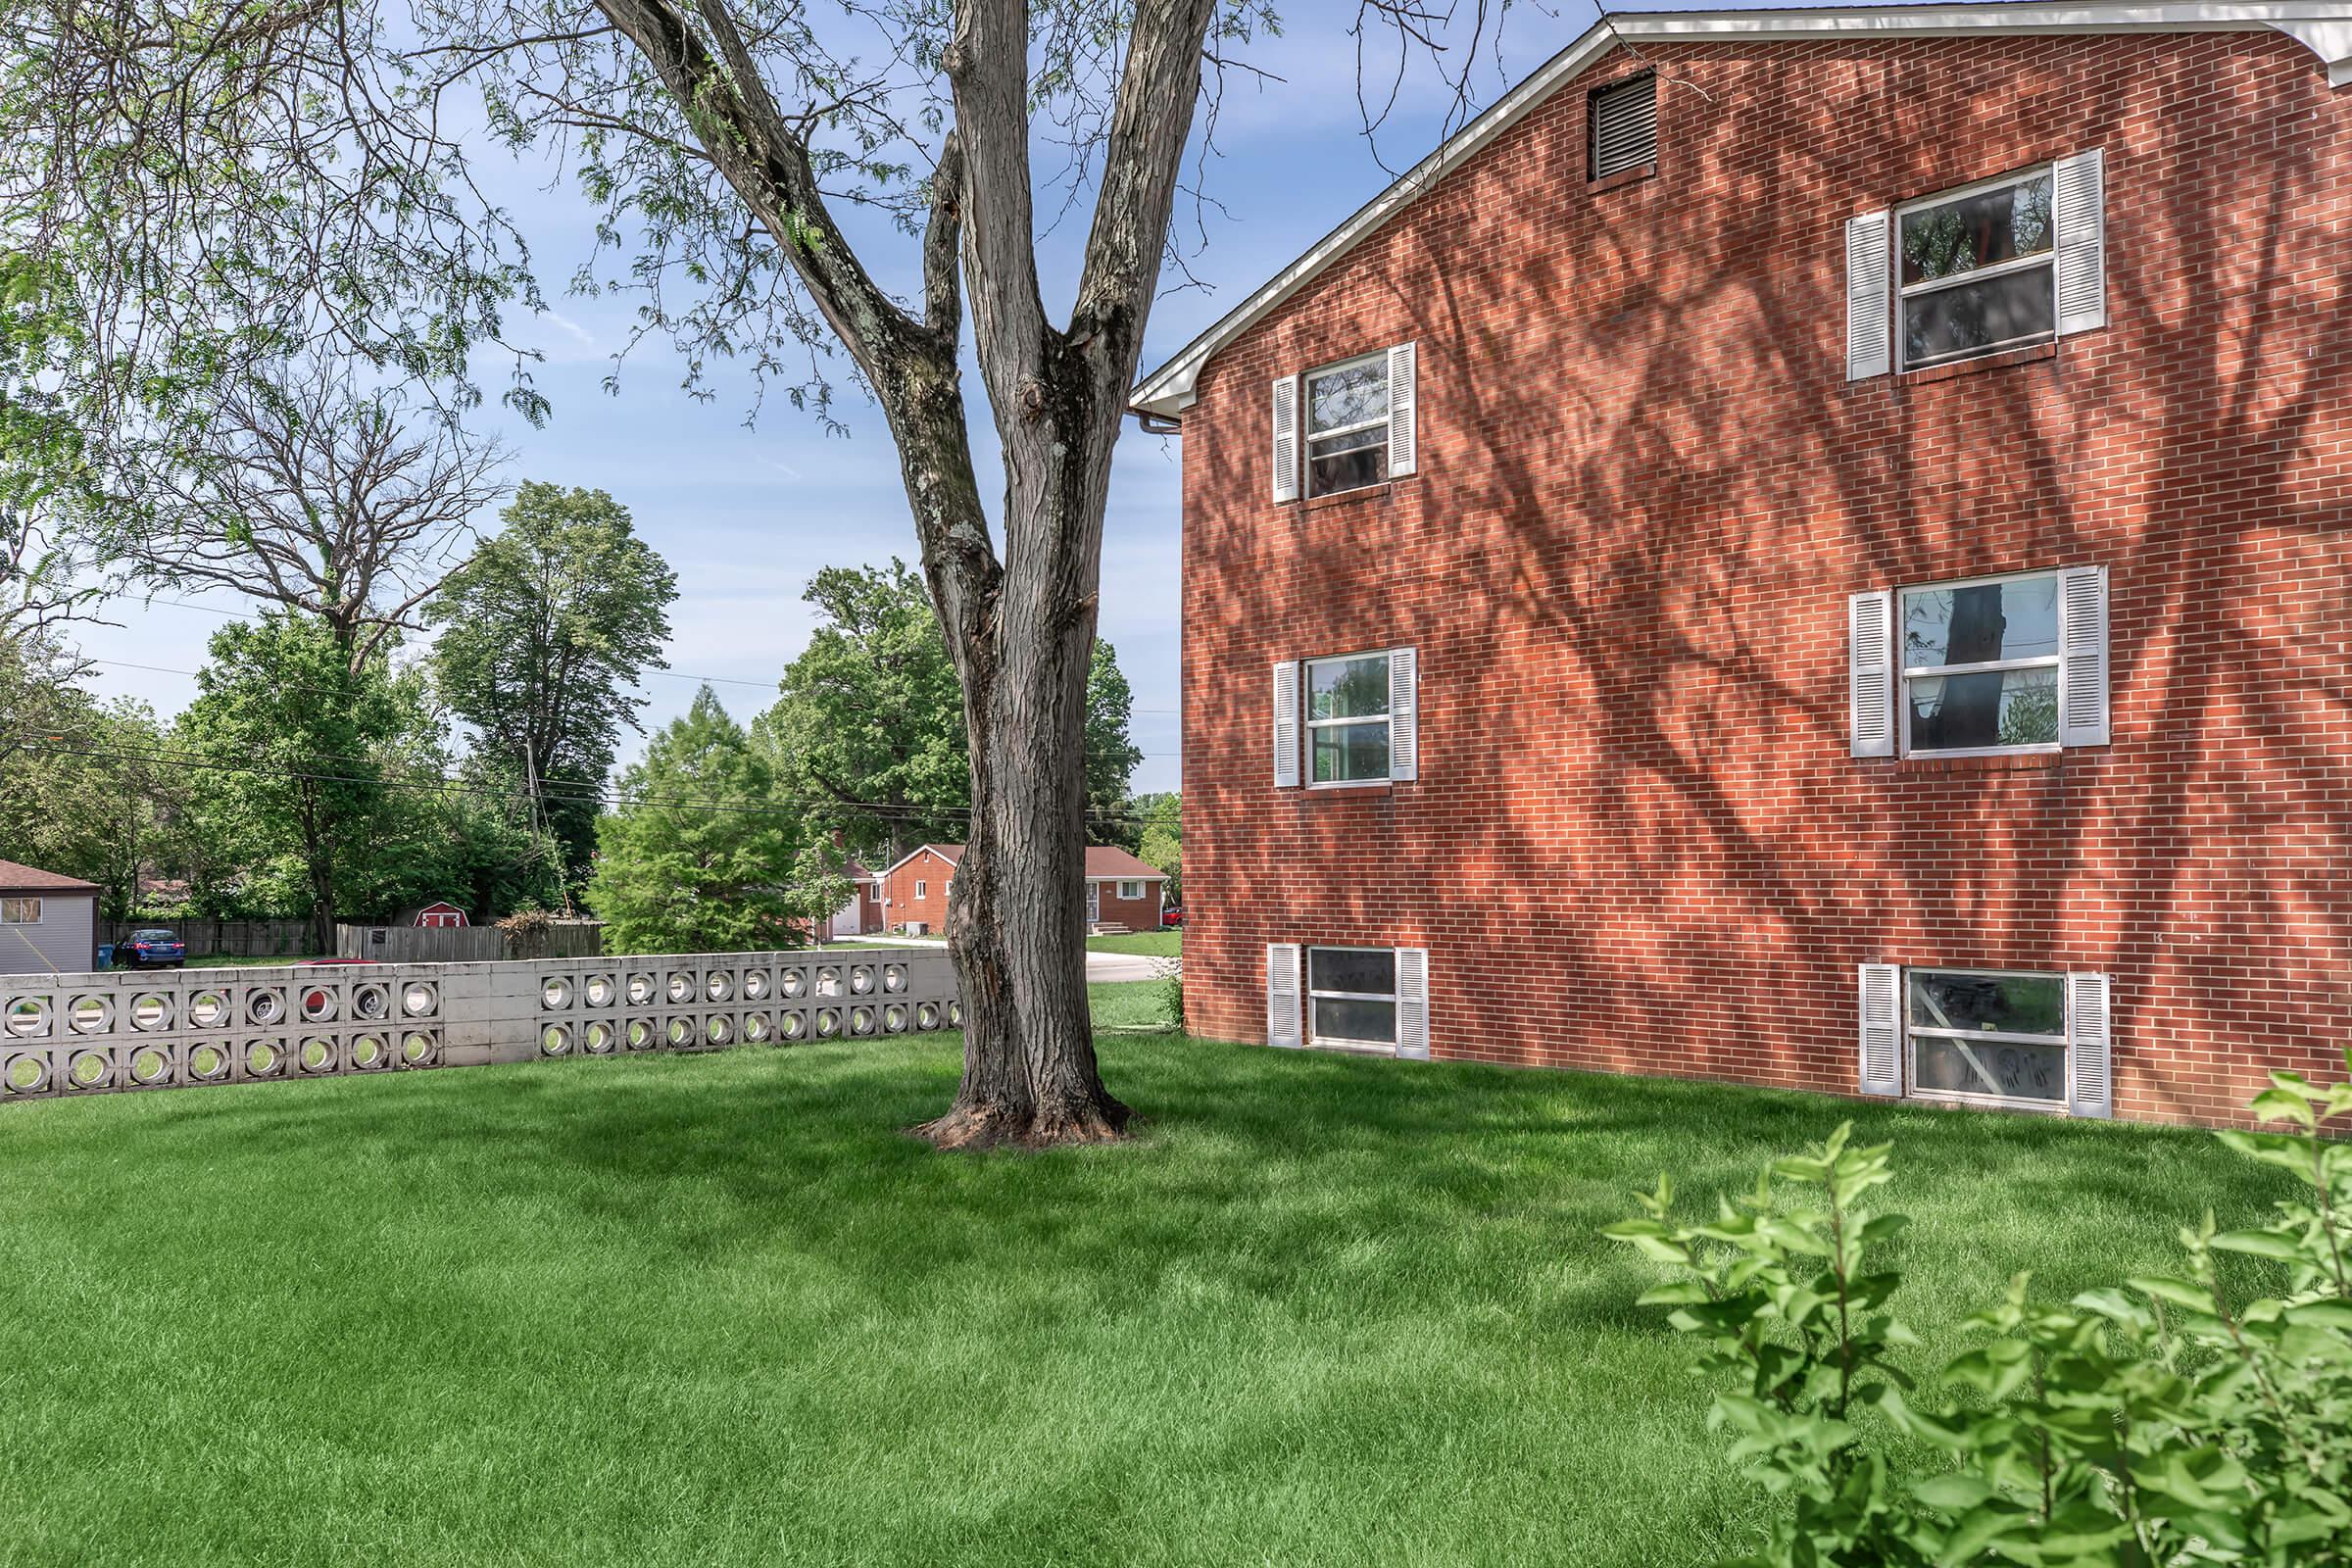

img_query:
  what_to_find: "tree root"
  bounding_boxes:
[909,1094,1132,1152]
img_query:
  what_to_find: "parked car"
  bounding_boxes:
[1161,905,1184,928]
[116,928,186,968]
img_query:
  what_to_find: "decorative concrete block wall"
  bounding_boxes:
[0,949,960,1101]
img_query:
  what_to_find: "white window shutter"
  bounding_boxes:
[1272,660,1300,788]
[1386,342,1418,476]
[1388,647,1418,781]
[2053,149,2107,336]
[1857,963,1902,1097]
[2058,565,2110,747]
[1848,590,1894,758]
[1845,210,1892,381]
[2067,972,2113,1119]
[1396,948,1430,1059]
[1271,375,1299,503]
[1266,944,1302,1049]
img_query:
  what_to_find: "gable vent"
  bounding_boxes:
[1589,72,1657,181]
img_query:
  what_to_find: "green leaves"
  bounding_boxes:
[1606,1053,2352,1566]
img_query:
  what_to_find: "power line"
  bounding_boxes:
[70,654,1179,760]
[109,595,1183,712]
[11,731,1177,829]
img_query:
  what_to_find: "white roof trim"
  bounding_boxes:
[1130,0,2352,416]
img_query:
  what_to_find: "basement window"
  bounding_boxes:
[1308,947,1396,1049]
[1907,968,2067,1106]
[1589,72,1657,180]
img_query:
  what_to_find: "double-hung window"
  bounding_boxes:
[1900,570,2061,755]
[1269,345,1417,502]
[1857,963,2111,1117]
[1307,652,1394,784]
[1116,879,1146,901]
[1850,566,2107,758]
[1307,947,1397,1049]
[0,898,39,923]
[1305,355,1391,497]
[914,880,928,900]
[1897,169,2056,369]
[1845,152,2104,381]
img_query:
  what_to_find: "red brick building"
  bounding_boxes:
[1133,3,2352,1125]
[880,844,1169,934]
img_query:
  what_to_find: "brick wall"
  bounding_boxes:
[1177,30,2352,1125]
[880,850,958,933]
[1090,880,1166,929]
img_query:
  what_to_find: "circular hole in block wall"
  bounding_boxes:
[187,991,229,1029]
[66,1048,112,1090]
[299,986,337,1023]
[664,1018,694,1049]
[127,1045,172,1085]
[350,1034,388,1069]
[298,1038,336,1074]
[706,1015,735,1047]
[742,971,770,1003]
[541,977,573,1010]
[781,1012,808,1041]
[5,998,51,1038]
[665,973,694,1005]
[540,1024,573,1057]
[849,966,874,996]
[916,1003,941,1030]
[244,1040,283,1078]
[705,971,734,1004]
[4,1053,51,1093]
[584,1021,615,1054]
[948,1000,963,1028]
[186,1043,230,1082]
[627,974,657,1006]
[130,993,173,1032]
[780,969,807,1000]
[744,1012,772,1044]
[883,965,906,994]
[625,1019,656,1052]
[585,974,616,1008]
[401,982,438,1018]
[400,1032,437,1067]
[815,1009,840,1039]
[67,996,113,1035]
[247,990,287,1027]
[815,968,842,1000]
[352,984,391,1021]
[884,1004,906,1033]
[850,1006,875,1036]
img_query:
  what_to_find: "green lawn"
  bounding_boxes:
[1086,928,1180,956]
[0,1028,2285,1567]
[178,952,331,968]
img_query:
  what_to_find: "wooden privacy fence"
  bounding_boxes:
[334,922,604,964]
[101,918,316,960]
[0,947,960,1102]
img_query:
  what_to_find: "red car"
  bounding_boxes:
[1160,906,1185,928]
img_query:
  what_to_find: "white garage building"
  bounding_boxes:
[0,860,101,975]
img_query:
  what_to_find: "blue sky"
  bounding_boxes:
[70,1,1631,796]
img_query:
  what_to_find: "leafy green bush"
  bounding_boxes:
[1606,1055,2352,1566]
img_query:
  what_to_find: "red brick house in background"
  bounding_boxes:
[1132,2,2352,1126]
[880,845,1169,934]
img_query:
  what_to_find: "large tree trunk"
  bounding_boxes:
[593,0,1213,1148]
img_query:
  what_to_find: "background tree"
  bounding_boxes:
[1134,791,1181,903]
[104,361,511,675]
[591,688,848,955]
[428,481,677,895]
[756,560,1144,863]
[175,616,416,951]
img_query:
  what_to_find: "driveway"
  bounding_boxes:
[838,934,1173,983]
